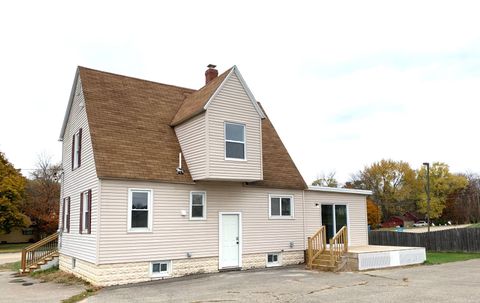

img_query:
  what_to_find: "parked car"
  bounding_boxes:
[413,221,428,227]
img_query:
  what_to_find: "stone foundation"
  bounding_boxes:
[60,250,304,286]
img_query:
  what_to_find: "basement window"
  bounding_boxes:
[266,253,281,267]
[151,261,171,277]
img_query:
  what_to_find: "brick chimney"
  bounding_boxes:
[205,64,218,85]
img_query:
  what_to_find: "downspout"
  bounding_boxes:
[302,189,306,250]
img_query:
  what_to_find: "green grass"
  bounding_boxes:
[62,288,98,303]
[468,223,480,228]
[425,252,480,265]
[30,266,101,303]
[0,261,21,272]
[0,243,30,253]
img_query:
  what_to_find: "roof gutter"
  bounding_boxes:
[307,186,372,196]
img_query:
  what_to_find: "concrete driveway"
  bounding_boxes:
[83,259,480,303]
[0,270,85,303]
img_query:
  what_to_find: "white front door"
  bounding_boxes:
[220,213,241,268]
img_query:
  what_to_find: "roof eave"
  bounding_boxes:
[170,109,206,127]
[58,67,80,141]
[307,186,373,195]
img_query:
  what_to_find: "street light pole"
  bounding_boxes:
[423,162,431,248]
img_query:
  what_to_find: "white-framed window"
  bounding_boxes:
[80,190,91,234]
[190,191,206,220]
[62,197,70,233]
[269,195,294,219]
[128,189,152,232]
[225,122,246,160]
[150,261,171,277]
[266,253,281,267]
[72,129,82,170]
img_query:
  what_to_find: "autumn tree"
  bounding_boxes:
[0,151,30,233]
[416,162,468,219]
[312,171,338,188]
[350,159,420,220]
[22,154,61,236]
[366,198,381,228]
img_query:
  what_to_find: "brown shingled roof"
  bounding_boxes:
[170,67,232,126]
[248,105,307,190]
[76,66,306,189]
[79,67,195,184]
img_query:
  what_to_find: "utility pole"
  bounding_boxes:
[423,162,431,249]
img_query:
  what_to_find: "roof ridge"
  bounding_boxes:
[78,66,196,93]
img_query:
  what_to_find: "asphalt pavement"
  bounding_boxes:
[82,259,480,303]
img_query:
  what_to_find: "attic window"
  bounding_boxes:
[225,123,245,160]
[72,129,82,170]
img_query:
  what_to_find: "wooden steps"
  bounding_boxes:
[307,226,348,272]
[21,233,59,274]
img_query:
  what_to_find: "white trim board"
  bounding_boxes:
[204,66,265,119]
[308,186,372,196]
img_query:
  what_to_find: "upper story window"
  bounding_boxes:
[269,195,294,219]
[72,129,82,170]
[225,122,245,160]
[128,189,152,232]
[62,197,70,233]
[80,190,92,234]
[190,191,206,220]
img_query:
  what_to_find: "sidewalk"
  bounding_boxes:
[0,252,20,265]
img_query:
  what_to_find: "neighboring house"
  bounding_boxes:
[57,65,371,286]
[0,226,37,244]
[404,211,422,223]
[382,216,414,228]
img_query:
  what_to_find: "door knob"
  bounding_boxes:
[236,236,239,244]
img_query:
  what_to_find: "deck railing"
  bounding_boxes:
[329,226,348,266]
[307,226,327,269]
[21,232,59,273]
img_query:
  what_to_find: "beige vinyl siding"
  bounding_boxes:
[205,72,263,181]
[304,191,368,246]
[174,113,207,180]
[98,180,304,264]
[59,77,99,263]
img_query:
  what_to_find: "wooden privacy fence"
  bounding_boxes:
[369,228,480,252]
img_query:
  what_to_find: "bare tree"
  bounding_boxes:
[312,171,338,188]
[22,153,61,236]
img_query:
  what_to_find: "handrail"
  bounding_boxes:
[307,226,327,269]
[329,226,348,266]
[21,232,59,273]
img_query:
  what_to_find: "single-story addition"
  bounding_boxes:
[48,64,424,286]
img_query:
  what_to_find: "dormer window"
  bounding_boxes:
[225,122,245,160]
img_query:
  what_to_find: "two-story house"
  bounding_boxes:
[56,64,373,286]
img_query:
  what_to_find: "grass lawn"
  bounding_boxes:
[0,243,30,253]
[0,261,21,272]
[468,223,480,228]
[425,252,480,265]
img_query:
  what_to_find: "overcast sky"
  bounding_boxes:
[1,1,479,184]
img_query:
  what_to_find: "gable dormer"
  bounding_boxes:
[173,66,265,182]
